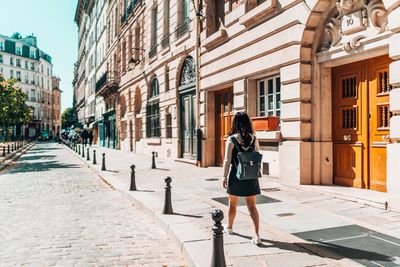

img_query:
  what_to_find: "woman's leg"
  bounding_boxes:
[245,195,260,237]
[228,194,239,229]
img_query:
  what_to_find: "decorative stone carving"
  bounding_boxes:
[320,16,341,51]
[179,57,196,86]
[318,0,388,52]
[343,34,366,51]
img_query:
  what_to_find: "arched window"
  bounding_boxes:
[179,56,196,86]
[150,77,159,98]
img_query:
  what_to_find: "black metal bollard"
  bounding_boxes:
[101,153,106,171]
[11,143,14,152]
[86,148,90,161]
[130,164,137,191]
[93,150,97,165]
[163,177,173,214]
[151,151,156,169]
[7,144,10,154]
[2,146,5,157]
[82,146,85,158]
[210,210,227,267]
[78,145,81,155]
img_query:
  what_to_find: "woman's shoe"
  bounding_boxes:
[223,224,234,235]
[251,236,262,245]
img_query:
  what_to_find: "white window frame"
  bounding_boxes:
[257,75,281,117]
[29,48,36,59]
[16,45,22,55]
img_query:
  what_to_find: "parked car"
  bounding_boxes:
[39,131,50,141]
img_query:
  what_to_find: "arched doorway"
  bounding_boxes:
[300,0,392,192]
[178,56,197,160]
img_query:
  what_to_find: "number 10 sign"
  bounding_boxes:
[342,10,367,35]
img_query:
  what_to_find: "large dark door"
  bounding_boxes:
[180,91,197,160]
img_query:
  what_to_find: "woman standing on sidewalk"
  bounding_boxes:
[222,112,262,245]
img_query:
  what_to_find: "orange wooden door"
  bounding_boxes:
[215,89,233,166]
[368,56,392,192]
[332,56,391,192]
[333,61,368,189]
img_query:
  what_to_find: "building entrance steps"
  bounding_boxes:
[299,184,388,210]
[68,144,400,266]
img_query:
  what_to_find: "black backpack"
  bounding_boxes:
[231,136,262,180]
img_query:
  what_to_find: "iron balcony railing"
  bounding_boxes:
[121,0,141,25]
[148,45,157,58]
[175,19,189,39]
[95,71,119,93]
[161,34,170,48]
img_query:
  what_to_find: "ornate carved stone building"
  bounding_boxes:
[76,0,400,210]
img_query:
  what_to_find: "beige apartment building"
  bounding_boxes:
[51,76,62,136]
[77,0,400,210]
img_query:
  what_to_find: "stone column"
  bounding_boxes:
[279,62,312,185]
[387,2,400,211]
[233,79,246,112]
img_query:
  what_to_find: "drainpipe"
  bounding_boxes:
[193,0,203,166]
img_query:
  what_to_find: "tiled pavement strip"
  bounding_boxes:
[66,143,386,267]
[0,142,185,266]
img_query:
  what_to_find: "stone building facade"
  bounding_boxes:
[51,77,62,137]
[0,33,56,138]
[76,0,400,210]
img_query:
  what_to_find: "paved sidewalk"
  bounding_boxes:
[0,142,185,266]
[67,143,368,267]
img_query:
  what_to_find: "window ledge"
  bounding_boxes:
[149,54,158,65]
[239,0,277,28]
[203,28,228,51]
[175,32,190,47]
[146,138,161,145]
[255,130,282,141]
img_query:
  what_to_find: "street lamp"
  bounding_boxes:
[128,47,145,69]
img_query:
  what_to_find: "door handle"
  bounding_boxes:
[343,135,351,141]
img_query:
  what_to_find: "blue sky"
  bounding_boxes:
[0,0,78,112]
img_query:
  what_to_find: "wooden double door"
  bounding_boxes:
[333,55,392,192]
[215,89,234,166]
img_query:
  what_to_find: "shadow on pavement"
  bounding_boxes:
[233,232,394,263]
[20,155,57,161]
[9,160,80,173]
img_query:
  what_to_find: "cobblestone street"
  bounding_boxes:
[0,142,184,266]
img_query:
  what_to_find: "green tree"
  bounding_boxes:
[0,76,31,141]
[62,107,75,129]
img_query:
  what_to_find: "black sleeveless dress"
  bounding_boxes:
[227,138,261,197]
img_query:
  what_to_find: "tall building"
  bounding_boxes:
[51,76,62,137]
[75,0,400,210]
[0,33,57,138]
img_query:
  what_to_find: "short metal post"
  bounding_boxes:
[163,177,173,214]
[101,153,106,171]
[11,143,14,152]
[86,148,90,161]
[130,164,137,191]
[93,150,97,165]
[210,209,227,267]
[82,146,85,158]
[7,144,10,154]
[151,151,156,169]
[78,145,81,155]
[2,146,5,157]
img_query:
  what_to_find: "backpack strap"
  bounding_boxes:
[230,137,242,152]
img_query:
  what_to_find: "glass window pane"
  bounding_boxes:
[276,110,280,117]
[268,79,273,94]
[259,96,265,113]
[276,77,281,93]
[224,93,228,113]
[259,81,265,96]
[268,95,273,110]
[276,93,281,109]
[268,111,273,116]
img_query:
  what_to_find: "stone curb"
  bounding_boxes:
[0,142,36,171]
[64,145,362,267]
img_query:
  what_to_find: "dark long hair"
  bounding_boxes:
[229,112,254,146]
